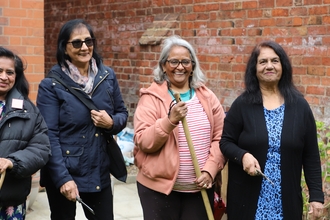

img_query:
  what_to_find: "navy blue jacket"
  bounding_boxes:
[37,64,128,192]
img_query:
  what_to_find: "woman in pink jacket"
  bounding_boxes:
[134,35,226,219]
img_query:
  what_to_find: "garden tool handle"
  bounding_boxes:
[174,93,214,220]
[0,170,6,190]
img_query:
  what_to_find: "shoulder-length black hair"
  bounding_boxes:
[242,40,302,104]
[0,46,29,99]
[56,19,102,70]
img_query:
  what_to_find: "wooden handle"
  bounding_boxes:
[173,93,214,220]
[0,170,6,190]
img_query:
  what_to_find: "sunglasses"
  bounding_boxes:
[67,38,95,49]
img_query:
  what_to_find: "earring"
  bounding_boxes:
[190,72,193,76]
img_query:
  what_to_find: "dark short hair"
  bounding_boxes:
[242,40,302,104]
[56,19,102,70]
[0,46,29,98]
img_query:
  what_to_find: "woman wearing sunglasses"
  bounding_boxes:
[133,35,226,219]
[37,19,128,220]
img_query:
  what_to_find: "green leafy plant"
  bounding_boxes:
[301,120,330,219]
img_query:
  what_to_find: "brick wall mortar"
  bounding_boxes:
[44,0,330,126]
[1,0,44,103]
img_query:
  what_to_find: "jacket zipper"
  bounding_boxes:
[91,71,109,97]
[70,70,110,98]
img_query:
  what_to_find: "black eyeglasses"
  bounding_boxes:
[67,38,95,49]
[166,59,194,68]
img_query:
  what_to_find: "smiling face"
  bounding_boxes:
[0,57,16,100]
[162,45,193,91]
[256,47,282,86]
[65,26,93,68]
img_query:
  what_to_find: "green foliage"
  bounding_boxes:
[301,120,330,219]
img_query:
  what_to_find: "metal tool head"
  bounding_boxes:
[256,169,275,186]
[76,196,95,215]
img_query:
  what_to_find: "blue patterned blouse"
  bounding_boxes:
[255,104,285,219]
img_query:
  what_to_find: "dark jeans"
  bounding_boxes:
[137,181,214,220]
[45,180,113,220]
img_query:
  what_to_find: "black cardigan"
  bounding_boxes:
[220,95,324,219]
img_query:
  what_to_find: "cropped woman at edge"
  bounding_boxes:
[0,46,50,219]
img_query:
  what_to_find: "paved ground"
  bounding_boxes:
[24,173,228,220]
[26,177,143,220]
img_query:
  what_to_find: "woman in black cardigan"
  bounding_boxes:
[220,41,324,219]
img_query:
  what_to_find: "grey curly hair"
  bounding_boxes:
[153,35,206,88]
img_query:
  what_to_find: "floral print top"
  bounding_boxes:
[255,104,285,219]
[0,202,25,219]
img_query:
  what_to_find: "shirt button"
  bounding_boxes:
[66,150,70,155]
[95,133,99,137]
[96,186,100,190]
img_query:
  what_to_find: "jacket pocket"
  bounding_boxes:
[62,145,85,176]
[140,151,178,180]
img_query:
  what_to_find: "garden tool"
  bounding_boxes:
[256,169,275,185]
[76,196,95,215]
[0,170,5,190]
[174,93,214,220]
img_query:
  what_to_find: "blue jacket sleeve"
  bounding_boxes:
[102,67,128,135]
[36,78,73,188]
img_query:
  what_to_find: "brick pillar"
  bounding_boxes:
[0,0,44,103]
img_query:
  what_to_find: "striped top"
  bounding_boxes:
[173,94,211,192]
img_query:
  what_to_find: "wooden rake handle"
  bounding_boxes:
[0,170,6,190]
[174,93,214,220]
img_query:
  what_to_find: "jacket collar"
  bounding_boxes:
[50,63,108,88]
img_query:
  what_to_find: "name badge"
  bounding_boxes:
[11,99,23,109]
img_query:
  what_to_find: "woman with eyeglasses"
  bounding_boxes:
[133,35,226,219]
[36,19,128,220]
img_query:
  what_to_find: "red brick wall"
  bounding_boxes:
[44,0,330,126]
[0,0,44,103]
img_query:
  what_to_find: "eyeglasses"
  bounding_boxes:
[166,59,194,68]
[67,38,95,49]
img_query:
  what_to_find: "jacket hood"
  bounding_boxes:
[48,63,109,90]
[139,81,166,101]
